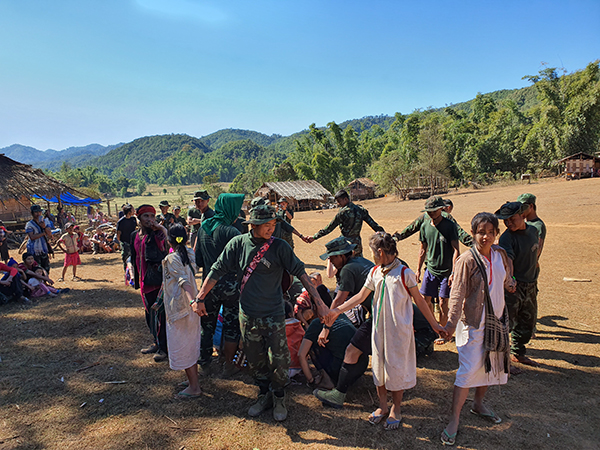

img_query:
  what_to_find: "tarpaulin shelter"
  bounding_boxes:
[33,192,101,205]
[0,153,101,224]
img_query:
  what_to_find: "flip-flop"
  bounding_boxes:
[367,410,387,425]
[383,416,401,430]
[470,409,502,424]
[178,380,190,387]
[177,391,202,399]
[434,338,446,345]
[441,429,457,446]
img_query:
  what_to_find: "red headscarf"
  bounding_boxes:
[136,205,156,217]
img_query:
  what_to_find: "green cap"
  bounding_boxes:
[517,193,536,205]
[319,236,357,260]
[421,195,446,212]
[243,204,277,225]
[495,201,524,219]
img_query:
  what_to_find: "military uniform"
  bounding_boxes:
[207,227,307,393]
[313,202,383,256]
[275,208,294,248]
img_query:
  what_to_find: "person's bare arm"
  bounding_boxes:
[448,239,460,287]
[330,290,349,309]
[417,242,426,283]
[193,277,218,316]
[323,286,372,327]
[300,273,329,318]
[298,339,314,382]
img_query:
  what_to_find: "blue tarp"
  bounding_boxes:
[33,192,101,205]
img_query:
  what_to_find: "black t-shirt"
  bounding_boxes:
[116,216,138,245]
[304,314,356,360]
[336,256,375,313]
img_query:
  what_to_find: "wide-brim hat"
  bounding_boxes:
[421,195,446,212]
[250,196,267,209]
[243,204,277,225]
[193,190,211,200]
[278,197,289,204]
[158,200,170,207]
[495,201,524,219]
[319,236,357,260]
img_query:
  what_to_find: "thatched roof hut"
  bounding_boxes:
[254,180,332,211]
[347,177,378,200]
[0,154,99,224]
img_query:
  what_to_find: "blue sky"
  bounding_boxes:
[0,0,598,150]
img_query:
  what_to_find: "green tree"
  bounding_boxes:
[137,179,146,196]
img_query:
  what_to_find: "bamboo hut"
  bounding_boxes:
[347,178,378,200]
[0,154,100,226]
[254,180,332,211]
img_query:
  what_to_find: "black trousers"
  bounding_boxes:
[142,289,168,353]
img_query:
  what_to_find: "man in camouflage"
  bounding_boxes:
[308,189,384,256]
[496,201,541,373]
[193,204,329,422]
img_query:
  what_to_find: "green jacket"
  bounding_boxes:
[395,212,473,247]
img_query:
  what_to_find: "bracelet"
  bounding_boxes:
[323,325,331,330]
[190,299,205,305]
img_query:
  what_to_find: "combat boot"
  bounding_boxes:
[272,392,287,422]
[313,388,346,409]
[248,391,273,417]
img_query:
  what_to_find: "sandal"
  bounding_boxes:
[72,276,82,282]
[368,410,387,425]
[57,278,64,282]
[383,416,401,430]
[441,429,457,446]
[470,408,502,424]
[434,337,447,345]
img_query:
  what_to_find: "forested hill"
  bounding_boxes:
[88,134,212,178]
[445,84,540,115]
[199,129,283,149]
[1,143,122,169]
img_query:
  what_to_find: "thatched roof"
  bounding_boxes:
[0,154,97,206]
[255,180,332,201]
[348,177,378,189]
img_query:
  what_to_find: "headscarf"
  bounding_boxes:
[201,193,245,236]
[136,205,156,216]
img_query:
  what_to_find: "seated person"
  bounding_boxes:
[294,272,332,328]
[28,267,60,298]
[298,313,356,390]
[0,261,30,304]
[90,231,112,254]
[285,302,305,378]
[81,233,93,253]
[105,234,119,252]
[18,252,54,285]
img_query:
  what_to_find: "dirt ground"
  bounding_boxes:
[1,177,599,450]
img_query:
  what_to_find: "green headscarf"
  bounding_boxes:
[201,193,245,236]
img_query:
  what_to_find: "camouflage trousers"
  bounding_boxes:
[505,280,538,357]
[199,275,240,366]
[239,310,290,392]
[346,236,363,257]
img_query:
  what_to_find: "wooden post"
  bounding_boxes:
[107,200,111,218]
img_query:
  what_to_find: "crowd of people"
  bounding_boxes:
[0,188,546,446]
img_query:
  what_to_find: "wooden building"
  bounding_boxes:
[0,154,99,226]
[556,152,600,179]
[254,180,332,211]
[347,178,378,200]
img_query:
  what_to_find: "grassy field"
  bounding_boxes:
[107,183,231,216]
[1,177,599,449]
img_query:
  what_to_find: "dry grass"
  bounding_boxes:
[1,177,599,449]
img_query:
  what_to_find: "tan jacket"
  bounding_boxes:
[446,246,514,330]
[162,248,198,325]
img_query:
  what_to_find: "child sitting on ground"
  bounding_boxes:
[285,301,305,378]
[58,223,82,282]
[28,267,61,297]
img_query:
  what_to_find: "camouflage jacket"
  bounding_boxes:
[314,202,384,240]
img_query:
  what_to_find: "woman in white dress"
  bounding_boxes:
[161,224,202,398]
[441,213,516,446]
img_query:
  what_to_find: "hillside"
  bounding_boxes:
[89,134,212,178]
[1,143,121,169]
[444,84,540,115]
[199,128,283,149]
